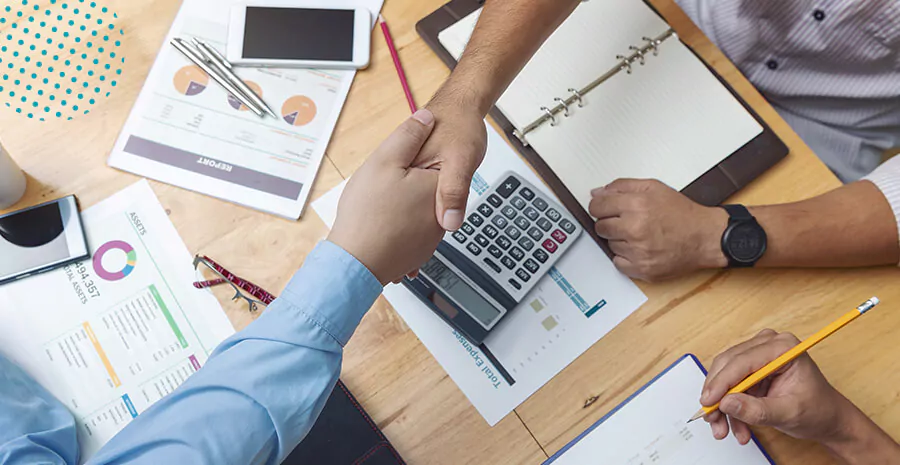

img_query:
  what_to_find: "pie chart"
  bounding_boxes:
[227,81,263,111]
[173,65,209,96]
[281,95,317,127]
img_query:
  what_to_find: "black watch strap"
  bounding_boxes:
[720,204,765,268]
[722,204,753,222]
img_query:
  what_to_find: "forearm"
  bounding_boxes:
[431,0,580,114]
[696,181,900,268]
[824,402,900,465]
[90,242,383,465]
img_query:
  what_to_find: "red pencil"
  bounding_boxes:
[379,14,417,113]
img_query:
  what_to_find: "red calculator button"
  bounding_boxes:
[542,239,558,253]
[551,229,568,244]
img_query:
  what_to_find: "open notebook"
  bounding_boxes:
[435,0,766,212]
[545,355,774,465]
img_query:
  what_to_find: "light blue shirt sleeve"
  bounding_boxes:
[0,240,383,465]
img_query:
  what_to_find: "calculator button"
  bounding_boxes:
[452,231,467,244]
[501,206,517,219]
[487,245,503,259]
[515,268,531,283]
[510,197,526,210]
[467,243,482,256]
[509,247,525,261]
[483,225,499,239]
[542,239,559,254]
[508,278,522,290]
[496,176,522,198]
[559,219,576,234]
[551,229,568,244]
[487,194,503,208]
[477,204,494,217]
[514,216,530,230]
[501,256,516,270]
[524,259,540,274]
[524,207,539,221]
[483,258,502,273]
[546,208,562,222]
[474,234,490,247]
[506,226,521,240]
[496,236,512,250]
[533,197,548,211]
[536,217,552,232]
[527,227,543,241]
[519,188,535,201]
[491,216,509,229]
[518,237,535,251]
[533,249,549,263]
[468,213,484,227]
[460,222,476,236]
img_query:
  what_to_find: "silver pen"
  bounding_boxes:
[170,38,265,118]
[191,38,278,119]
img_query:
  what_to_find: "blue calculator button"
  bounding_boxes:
[466,243,482,256]
[533,198,548,211]
[483,225,499,239]
[468,213,484,227]
[524,207,539,221]
[509,247,525,261]
[452,232,467,244]
[488,245,503,259]
[474,234,490,247]
[501,256,516,270]
[510,197,526,210]
[460,222,476,235]
[483,258,502,273]
[518,237,535,251]
[496,236,512,250]
[496,176,521,198]
[519,188,535,201]
[487,194,503,208]
[491,216,509,229]
[477,204,494,217]
[506,226,521,240]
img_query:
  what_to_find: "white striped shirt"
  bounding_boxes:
[676,0,900,182]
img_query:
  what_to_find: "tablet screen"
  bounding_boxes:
[242,7,355,62]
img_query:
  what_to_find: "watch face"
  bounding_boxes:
[726,222,766,262]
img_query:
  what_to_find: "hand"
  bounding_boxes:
[412,91,488,231]
[701,330,861,446]
[328,110,445,285]
[589,179,728,282]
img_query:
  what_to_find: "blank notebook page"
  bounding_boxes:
[439,0,763,211]
[546,356,772,465]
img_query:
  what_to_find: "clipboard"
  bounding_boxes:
[544,354,777,464]
[417,0,788,254]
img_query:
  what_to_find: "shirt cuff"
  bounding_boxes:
[280,241,384,345]
[863,157,900,266]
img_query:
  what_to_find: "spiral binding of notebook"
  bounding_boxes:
[513,29,677,145]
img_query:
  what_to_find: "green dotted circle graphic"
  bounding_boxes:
[0,0,124,120]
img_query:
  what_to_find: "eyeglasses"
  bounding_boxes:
[192,255,277,313]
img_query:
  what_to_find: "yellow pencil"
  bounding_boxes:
[688,297,880,423]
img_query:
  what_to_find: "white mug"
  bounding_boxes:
[0,144,26,210]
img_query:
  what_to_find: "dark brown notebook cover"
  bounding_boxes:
[417,0,788,254]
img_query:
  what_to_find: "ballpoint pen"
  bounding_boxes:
[190,37,278,119]
[170,38,265,118]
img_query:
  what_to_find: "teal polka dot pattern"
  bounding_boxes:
[0,0,124,120]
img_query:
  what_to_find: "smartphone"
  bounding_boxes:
[0,195,89,285]
[226,1,372,69]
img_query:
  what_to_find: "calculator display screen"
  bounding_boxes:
[421,257,501,326]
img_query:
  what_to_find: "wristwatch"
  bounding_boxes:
[720,204,767,268]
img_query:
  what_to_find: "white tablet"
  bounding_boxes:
[227,1,372,69]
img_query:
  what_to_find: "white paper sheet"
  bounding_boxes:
[108,0,383,219]
[0,181,235,462]
[545,356,772,465]
[313,124,647,425]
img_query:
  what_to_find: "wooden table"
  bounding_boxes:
[3,0,898,463]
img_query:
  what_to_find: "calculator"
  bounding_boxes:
[405,171,583,344]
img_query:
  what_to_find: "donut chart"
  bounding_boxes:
[93,240,137,282]
[281,95,317,127]
[173,65,209,96]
